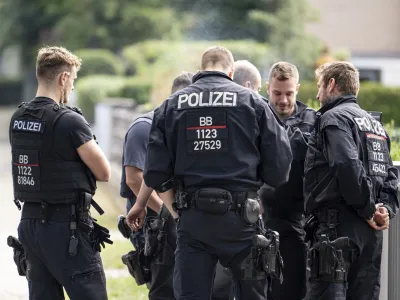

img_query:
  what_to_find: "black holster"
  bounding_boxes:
[7,236,27,276]
[117,215,132,239]
[144,217,161,257]
[240,246,266,280]
[308,233,352,283]
[77,192,94,233]
[257,231,284,283]
[122,250,151,286]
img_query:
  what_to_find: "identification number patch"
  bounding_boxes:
[12,150,40,190]
[366,134,389,177]
[186,111,228,153]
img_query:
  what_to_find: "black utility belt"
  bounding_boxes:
[21,202,73,222]
[181,188,260,224]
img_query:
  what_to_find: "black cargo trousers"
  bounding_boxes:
[18,203,107,300]
[265,214,307,300]
[126,198,176,300]
[307,205,383,300]
[174,207,267,300]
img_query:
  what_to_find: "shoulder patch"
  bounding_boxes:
[354,116,386,137]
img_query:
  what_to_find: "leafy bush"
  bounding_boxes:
[0,78,23,105]
[118,77,152,105]
[297,81,400,125]
[76,75,128,123]
[75,75,151,122]
[122,40,269,104]
[75,49,124,77]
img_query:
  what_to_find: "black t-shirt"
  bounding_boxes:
[35,97,93,160]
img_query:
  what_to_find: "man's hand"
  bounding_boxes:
[126,203,147,231]
[374,204,389,228]
[366,204,389,230]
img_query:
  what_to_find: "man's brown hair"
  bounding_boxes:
[268,61,299,83]
[315,61,360,96]
[36,46,82,82]
[201,46,234,72]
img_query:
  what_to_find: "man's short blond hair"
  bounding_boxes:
[36,46,82,82]
[268,61,299,83]
[315,61,360,96]
[201,46,234,72]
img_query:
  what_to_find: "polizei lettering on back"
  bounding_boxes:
[177,91,238,110]
[354,116,386,137]
[12,119,44,133]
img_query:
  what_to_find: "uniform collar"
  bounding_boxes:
[31,97,57,105]
[192,71,233,83]
[319,95,357,115]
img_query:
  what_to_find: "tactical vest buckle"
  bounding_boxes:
[13,199,21,211]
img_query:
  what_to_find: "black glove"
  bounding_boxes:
[90,220,113,252]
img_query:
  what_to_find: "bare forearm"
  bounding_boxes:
[147,192,163,212]
[159,190,179,219]
[127,181,162,211]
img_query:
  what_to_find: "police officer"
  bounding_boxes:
[303,61,399,300]
[142,46,293,300]
[10,46,111,299]
[208,59,264,300]
[122,72,194,299]
[259,62,316,300]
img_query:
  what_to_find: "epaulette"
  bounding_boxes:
[66,105,83,115]
[17,102,26,108]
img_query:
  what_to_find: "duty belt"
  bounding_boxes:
[21,202,72,222]
[183,190,258,212]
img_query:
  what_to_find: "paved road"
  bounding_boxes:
[0,108,29,300]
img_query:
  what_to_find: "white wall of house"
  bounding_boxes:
[351,57,400,87]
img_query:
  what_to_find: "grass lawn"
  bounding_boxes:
[107,276,149,300]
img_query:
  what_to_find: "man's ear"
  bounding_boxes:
[328,78,336,93]
[59,71,68,87]
[228,67,235,79]
[266,82,270,95]
[295,83,300,95]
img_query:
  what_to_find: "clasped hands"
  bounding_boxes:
[366,203,390,230]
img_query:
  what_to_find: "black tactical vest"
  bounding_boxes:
[120,111,154,198]
[10,100,96,205]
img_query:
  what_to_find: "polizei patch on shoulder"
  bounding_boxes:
[12,119,45,133]
[353,116,386,137]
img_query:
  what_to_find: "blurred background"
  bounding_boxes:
[0,0,399,299]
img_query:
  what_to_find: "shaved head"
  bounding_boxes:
[233,60,262,93]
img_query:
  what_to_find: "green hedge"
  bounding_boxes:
[117,77,152,105]
[297,81,400,125]
[0,78,23,105]
[75,75,151,123]
[75,49,124,77]
[122,40,269,104]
